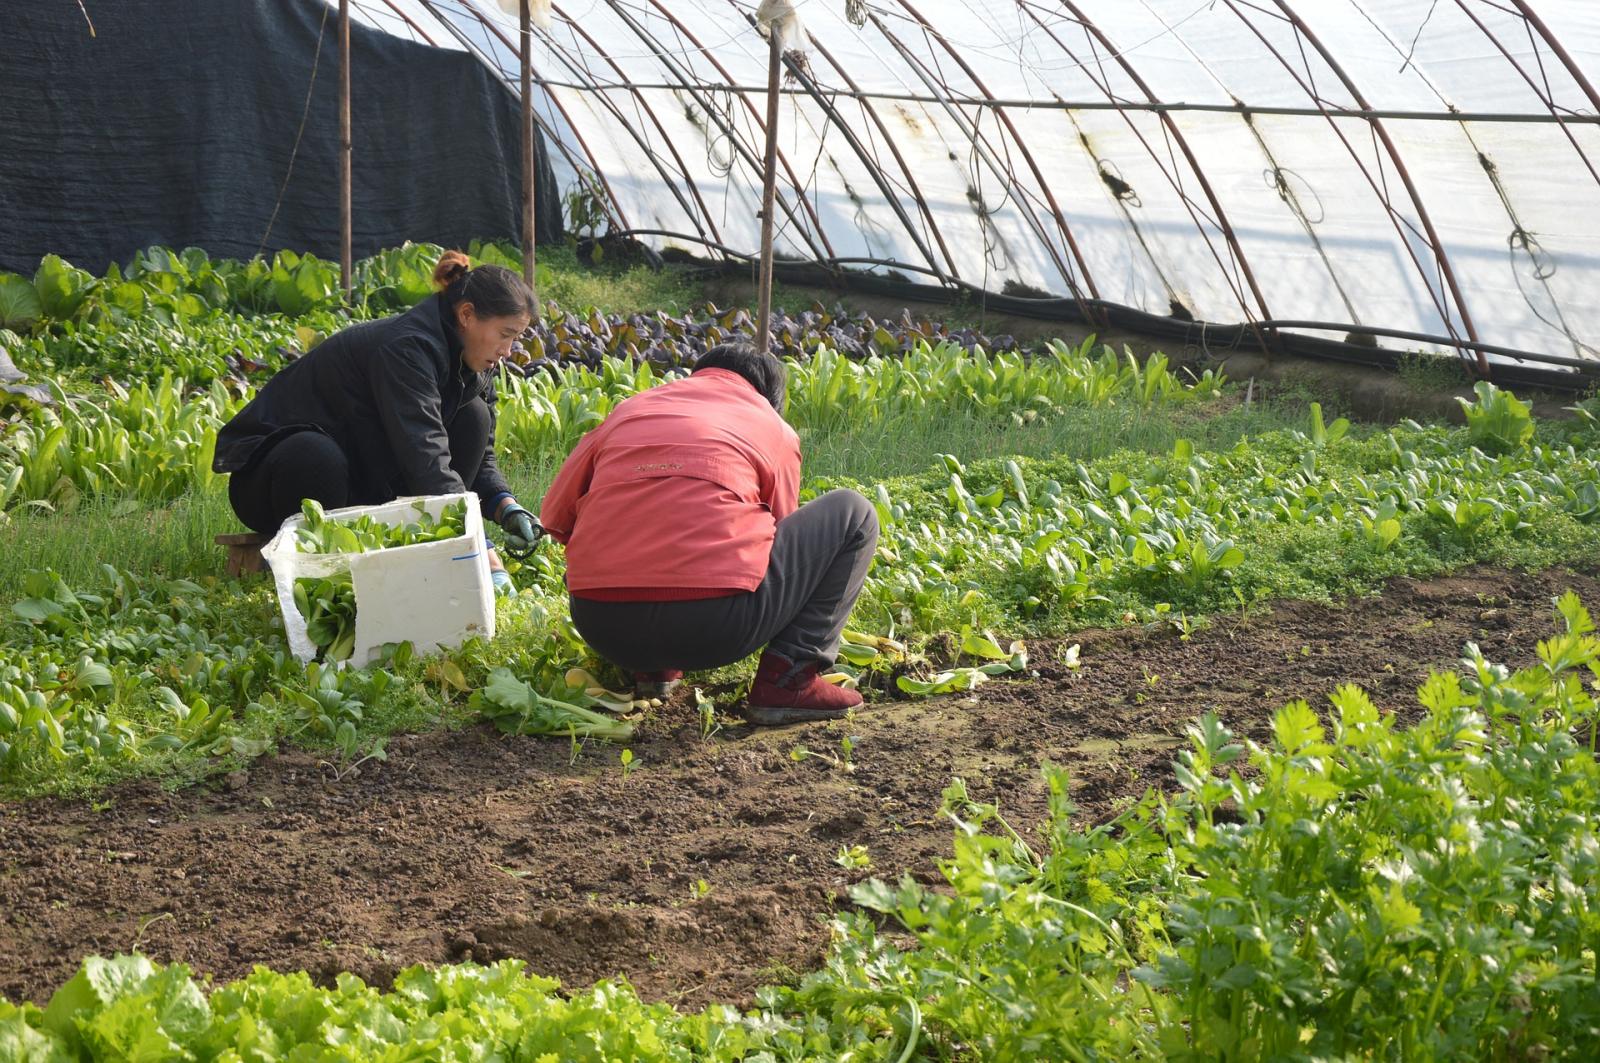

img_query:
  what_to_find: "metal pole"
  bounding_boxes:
[477,80,1600,123]
[520,0,539,319]
[755,28,781,355]
[339,0,352,297]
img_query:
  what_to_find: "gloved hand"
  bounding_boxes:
[498,505,543,558]
[491,568,517,598]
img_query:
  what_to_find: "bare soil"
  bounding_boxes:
[2,565,1593,1007]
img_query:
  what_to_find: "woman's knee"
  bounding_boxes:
[820,488,879,542]
[230,431,348,534]
[270,430,349,480]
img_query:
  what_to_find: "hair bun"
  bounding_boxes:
[432,250,472,288]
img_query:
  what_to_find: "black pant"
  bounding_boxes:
[228,397,492,535]
[569,489,879,672]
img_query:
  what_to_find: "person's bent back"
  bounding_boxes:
[539,342,878,724]
[541,349,798,600]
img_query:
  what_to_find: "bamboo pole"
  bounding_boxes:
[521,0,540,320]
[339,0,352,297]
[755,27,781,354]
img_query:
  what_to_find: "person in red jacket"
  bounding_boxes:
[539,342,879,724]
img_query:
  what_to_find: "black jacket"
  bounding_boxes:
[213,294,512,515]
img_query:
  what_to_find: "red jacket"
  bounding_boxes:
[539,368,802,599]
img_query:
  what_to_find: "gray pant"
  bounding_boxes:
[569,489,879,672]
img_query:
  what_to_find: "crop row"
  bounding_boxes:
[5,388,1599,793]
[856,386,1583,634]
[1,339,1217,513]
[1,241,1043,392]
[1,244,483,330]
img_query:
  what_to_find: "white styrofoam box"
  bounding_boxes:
[261,492,495,667]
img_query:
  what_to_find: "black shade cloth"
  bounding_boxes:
[0,0,561,274]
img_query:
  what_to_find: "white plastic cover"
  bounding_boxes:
[342,1,1600,364]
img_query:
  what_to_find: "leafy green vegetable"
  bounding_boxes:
[897,638,1027,695]
[0,273,43,331]
[1306,400,1349,447]
[474,667,634,740]
[32,255,96,323]
[293,573,358,663]
[1459,380,1534,454]
[41,954,209,1058]
[267,249,339,317]
[294,498,468,555]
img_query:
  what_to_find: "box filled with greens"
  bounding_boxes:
[261,493,494,667]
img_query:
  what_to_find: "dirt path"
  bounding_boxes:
[2,566,1592,1007]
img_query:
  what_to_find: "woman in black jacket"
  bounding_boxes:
[214,252,542,587]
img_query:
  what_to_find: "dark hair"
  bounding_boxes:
[695,342,786,411]
[432,250,537,321]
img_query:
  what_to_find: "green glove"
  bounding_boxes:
[499,505,543,557]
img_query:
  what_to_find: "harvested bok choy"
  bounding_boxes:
[290,498,471,661]
[472,668,635,740]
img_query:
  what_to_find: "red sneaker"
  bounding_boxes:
[744,652,863,725]
[632,669,683,700]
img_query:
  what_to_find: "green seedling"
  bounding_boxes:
[834,844,872,871]
[695,687,719,741]
[317,736,387,784]
[790,744,851,773]
[1306,401,1350,448]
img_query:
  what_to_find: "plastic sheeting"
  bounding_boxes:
[354,1,1598,365]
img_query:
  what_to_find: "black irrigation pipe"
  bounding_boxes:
[1257,321,1596,371]
[612,228,1600,395]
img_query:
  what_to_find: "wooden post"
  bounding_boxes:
[755,27,782,355]
[521,0,540,321]
[339,0,352,297]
